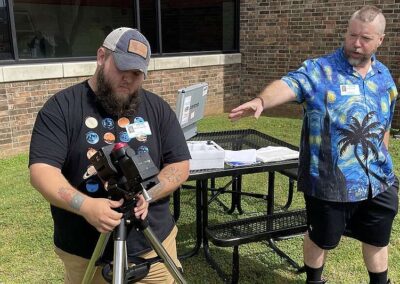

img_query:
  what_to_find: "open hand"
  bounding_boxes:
[228,98,264,122]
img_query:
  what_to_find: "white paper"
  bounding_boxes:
[256,146,299,163]
[224,149,257,164]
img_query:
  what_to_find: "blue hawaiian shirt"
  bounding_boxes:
[282,47,398,202]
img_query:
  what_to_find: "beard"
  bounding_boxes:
[344,47,375,67]
[347,54,369,67]
[94,66,140,117]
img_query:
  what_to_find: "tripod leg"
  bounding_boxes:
[142,226,187,284]
[113,240,126,283]
[82,232,111,284]
[113,218,128,284]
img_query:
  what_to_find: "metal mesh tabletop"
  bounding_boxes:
[191,129,298,151]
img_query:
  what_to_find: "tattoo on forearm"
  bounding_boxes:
[148,166,184,202]
[162,166,182,183]
[58,187,85,211]
[71,194,85,211]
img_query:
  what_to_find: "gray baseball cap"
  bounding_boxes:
[103,27,151,76]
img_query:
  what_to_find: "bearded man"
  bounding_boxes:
[29,28,190,284]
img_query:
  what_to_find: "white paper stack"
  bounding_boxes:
[224,149,257,166]
[256,146,299,163]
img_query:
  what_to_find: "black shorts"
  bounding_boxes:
[304,178,399,249]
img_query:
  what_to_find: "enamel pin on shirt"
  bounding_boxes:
[83,165,97,179]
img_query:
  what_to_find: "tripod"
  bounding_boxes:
[82,198,187,284]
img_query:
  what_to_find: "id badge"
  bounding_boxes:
[340,84,360,96]
[126,121,152,138]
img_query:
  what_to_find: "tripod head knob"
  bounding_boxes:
[113,142,127,151]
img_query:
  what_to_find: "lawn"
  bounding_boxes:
[0,114,399,283]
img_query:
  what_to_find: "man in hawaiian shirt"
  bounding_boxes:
[229,5,398,284]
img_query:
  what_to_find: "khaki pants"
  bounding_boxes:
[55,226,181,284]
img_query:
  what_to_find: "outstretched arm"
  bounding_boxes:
[228,80,297,121]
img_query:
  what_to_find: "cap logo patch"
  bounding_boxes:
[128,39,148,59]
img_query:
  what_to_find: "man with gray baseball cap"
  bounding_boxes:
[103,27,151,76]
[29,27,190,283]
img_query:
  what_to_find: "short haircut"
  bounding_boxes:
[103,47,112,59]
[350,5,386,35]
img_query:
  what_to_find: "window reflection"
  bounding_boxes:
[161,0,236,53]
[140,0,158,53]
[0,0,12,60]
[3,0,237,61]
[13,0,135,59]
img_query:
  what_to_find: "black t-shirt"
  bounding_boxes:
[29,81,191,259]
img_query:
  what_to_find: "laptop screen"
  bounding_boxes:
[175,82,208,140]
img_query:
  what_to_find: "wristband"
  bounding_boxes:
[254,96,265,109]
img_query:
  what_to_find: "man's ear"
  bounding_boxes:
[378,34,385,47]
[97,47,107,66]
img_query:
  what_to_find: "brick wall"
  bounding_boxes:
[240,0,400,126]
[0,78,84,157]
[0,64,241,157]
[2,1,399,157]
[143,65,241,114]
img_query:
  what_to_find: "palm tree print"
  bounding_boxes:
[315,94,346,200]
[337,111,386,185]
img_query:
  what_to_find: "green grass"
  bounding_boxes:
[0,114,399,283]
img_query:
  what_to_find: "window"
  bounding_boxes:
[13,0,135,59]
[2,0,238,62]
[139,0,158,54]
[161,0,237,53]
[0,0,12,60]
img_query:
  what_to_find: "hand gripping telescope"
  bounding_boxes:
[82,143,186,284]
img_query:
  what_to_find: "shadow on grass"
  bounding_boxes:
[177,237,305,284]
[175,209,305,284]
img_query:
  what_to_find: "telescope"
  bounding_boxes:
[82,143,186,284]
